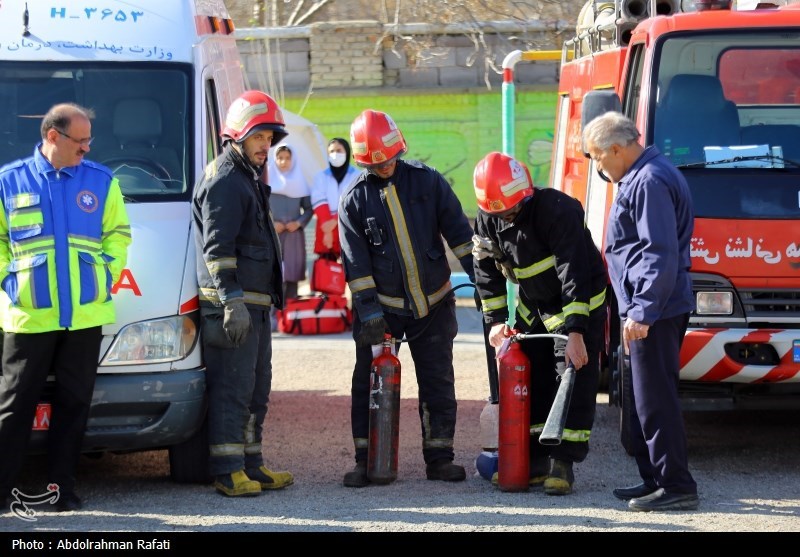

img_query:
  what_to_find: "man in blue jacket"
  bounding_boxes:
[0,103,131,512]
[583,111,699,512]
[339,109,475,487]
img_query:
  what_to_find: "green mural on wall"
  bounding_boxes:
[283,89,557,218]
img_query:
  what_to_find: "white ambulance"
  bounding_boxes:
[0,0,324,483]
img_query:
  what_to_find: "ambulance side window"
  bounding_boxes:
[204,80,222,165]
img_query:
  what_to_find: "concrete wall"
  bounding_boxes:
[235,20,567,93]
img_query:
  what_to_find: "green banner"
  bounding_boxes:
[285,89,557,218]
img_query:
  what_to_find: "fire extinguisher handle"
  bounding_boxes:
[539,365,576,446]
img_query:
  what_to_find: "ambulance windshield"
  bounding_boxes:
[0,62,191,202]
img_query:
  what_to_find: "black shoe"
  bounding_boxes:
[628,488,699,512]
[613,482,658,501]
[53,492,82,512]
[426,459,466,482]
[343,462,370,488]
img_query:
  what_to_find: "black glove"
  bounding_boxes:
[474,288,483,312]
[223,299,251,346]
[356,316,388,347]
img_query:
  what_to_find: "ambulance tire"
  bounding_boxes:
[168,416,212,484]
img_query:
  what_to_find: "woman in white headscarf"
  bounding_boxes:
[268,144,312,301]
[311,137,360,257]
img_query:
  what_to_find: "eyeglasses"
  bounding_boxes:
[55,129,94,147]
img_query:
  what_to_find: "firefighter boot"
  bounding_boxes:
[426,459,466,482]
[529,456,549,487]
[489,457,548,486]
[245,466,294,490]
[214,470,261,497]
[544,459,574,496]
[343,462,370,488]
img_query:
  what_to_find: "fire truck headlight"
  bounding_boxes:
[696,291,733,315]
[101,314,199,365]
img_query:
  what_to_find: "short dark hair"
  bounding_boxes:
[40,103,95,139]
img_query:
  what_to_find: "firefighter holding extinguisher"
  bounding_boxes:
[472,152,607,495]
[338,109,476,488]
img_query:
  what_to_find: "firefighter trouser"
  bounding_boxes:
[0,327,102,496]
[202,307,272,476]
[519,308,604,464]
[628,312,697,495]
[350,297,459,465]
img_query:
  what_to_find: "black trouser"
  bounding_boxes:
[350,298,459,465]
[202,308,272,476]
[519,308,604,464]
[0,327,102,496]
[628,312,697,495]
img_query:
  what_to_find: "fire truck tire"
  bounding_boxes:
[168,416,212,484]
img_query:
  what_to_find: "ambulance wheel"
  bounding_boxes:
[168,416,211,484]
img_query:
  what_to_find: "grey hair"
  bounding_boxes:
[582,111,640,152]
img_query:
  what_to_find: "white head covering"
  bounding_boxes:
[267,144,311,198]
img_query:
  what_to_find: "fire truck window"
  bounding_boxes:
[720,49,800,105]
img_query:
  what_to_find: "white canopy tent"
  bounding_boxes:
[269,109,329,188]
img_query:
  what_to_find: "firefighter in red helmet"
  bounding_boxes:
[472,151,607,495]
[192,90,293,496]
[339,109,477,487]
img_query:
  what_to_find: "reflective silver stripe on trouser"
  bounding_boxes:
[210,443,245,457]
[244,414,261,455]
[382,184,428,318]
[354,438,369,450]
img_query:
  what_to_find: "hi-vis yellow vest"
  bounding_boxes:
[0,148,131,333]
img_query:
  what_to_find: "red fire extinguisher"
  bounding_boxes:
[496,333,530,492]
[367,333,401,485]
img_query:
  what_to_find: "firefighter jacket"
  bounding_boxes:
[192,144,283,311]
[339,159,474,321]
[0,145,131,333]
[474,188,607,334]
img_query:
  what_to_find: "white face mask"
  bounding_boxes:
[329,152,347,168]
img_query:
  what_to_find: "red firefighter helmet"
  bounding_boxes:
[221,90,288,145]
[473,152,534,214]
[350,109,407,167]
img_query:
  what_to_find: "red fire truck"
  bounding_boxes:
[504,0,800,440]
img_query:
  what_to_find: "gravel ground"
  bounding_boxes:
[1,301,800,539]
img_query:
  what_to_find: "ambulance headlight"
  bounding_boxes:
[696,291,733,315]
[101,314,199,365]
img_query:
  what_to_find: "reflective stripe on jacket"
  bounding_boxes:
[474,188,607,334]
[0,145,131,333]
[192,145,283,311]
[339,159,474,321]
